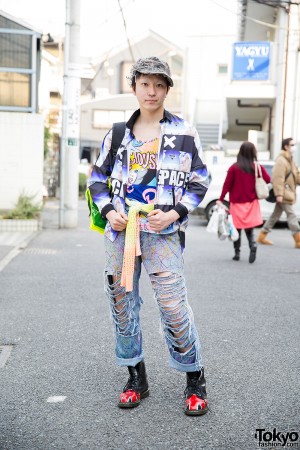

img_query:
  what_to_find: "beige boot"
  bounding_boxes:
[293,232,300,248]
[257,230,273,245]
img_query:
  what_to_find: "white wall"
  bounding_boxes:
[0,112,44,210]
[184,34,236,125]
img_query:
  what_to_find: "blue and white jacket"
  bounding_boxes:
[87,109,210,243]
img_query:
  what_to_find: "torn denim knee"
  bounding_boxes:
[104,271,143,363]
[150,272,201,369]
[104,271,142,337]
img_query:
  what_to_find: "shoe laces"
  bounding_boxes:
[184,373,206,399]
[124,373,139,392]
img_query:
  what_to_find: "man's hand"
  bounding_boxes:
[106,210,128,231]
[276,196,283,203]
[147,209,180,232]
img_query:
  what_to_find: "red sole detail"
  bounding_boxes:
[185,394,208,415]
[184,407,208,416]
[118,389,149,408]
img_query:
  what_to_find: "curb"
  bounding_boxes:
[0,219,42,232]
[0,231,40,273]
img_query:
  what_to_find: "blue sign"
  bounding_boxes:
[232,42,270,81]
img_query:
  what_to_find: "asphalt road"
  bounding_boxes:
[0,201,299,450]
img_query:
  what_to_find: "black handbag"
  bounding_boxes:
[266,187,276,203]
[266,170,291,203]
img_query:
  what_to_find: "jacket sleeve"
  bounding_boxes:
[261,165,271,183]
[173,128,210,218]
[272,158,286,197]
[87,129,115,218]
[296,167,300,185]
[219,166,234,201]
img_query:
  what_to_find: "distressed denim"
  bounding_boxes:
[104,231,203,372]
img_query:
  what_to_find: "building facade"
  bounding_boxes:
[184,0,300,163]
[0,10,44,210]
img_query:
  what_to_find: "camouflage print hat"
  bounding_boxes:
[128,56,174,87]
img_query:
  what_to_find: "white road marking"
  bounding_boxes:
[47,396,67,403]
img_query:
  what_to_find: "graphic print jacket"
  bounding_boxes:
[87,109,210,242]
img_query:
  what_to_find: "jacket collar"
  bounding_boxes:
[279,150,292,163]
[126,109,172,133]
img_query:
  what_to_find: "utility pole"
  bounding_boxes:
[60,0,81,228]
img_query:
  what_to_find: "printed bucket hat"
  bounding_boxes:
[128,56,174,87]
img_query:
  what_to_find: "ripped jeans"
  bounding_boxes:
[104,230,203,372]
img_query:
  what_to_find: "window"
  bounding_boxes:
[218,64,228,74]
[0,16,39,111]
[0,33,31,68]
[0,72,30,107]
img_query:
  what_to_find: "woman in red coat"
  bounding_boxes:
[217,141,270,263]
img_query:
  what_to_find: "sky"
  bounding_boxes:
[0,0,238,58]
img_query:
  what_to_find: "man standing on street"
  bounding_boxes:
[87,56,210,415]
[257,137,300,247]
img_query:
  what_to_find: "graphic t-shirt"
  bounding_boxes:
[127,138,159,204]
[126,138,159,232]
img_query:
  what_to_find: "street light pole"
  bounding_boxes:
[60,0,81,228]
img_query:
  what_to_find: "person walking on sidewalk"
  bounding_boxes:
[257,138,300,248]
[217,141,270,263]
[87,57,210,415]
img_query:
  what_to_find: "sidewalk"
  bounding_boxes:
[0,199,59,272]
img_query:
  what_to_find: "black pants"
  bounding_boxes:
[233,228,256,253]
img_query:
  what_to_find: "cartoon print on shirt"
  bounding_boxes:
[127,139,159,203]
[157,185,174,205]
[175,187,183,204]
[113,196,124,213]
[179,152,192,172]
[112,158,123,180]
[142,188,157,204]
[161,150,179,170]
[127,168,148,192]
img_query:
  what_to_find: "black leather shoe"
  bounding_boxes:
[118,361,149,408]
[184,369,208,416]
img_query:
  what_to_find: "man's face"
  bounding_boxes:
[132,74,170,112]
[285,140,296,155]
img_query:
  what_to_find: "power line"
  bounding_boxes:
[117,0,135,62]
[82,0,136,95]
[92,0,134,29]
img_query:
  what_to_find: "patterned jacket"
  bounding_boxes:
[87,109,210,242]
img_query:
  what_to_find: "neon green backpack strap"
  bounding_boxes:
[86,121,126,235]
[85,188,106,234]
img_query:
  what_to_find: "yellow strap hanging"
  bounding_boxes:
[121,199,154,292]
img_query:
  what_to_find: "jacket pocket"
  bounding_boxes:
[283,185,296,203]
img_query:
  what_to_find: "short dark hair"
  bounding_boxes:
[131,71,171,91]
[282,137,293,150]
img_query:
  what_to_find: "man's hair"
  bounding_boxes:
[282,137,293,150]
[237,141,257,173]
[131,72,171,91]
